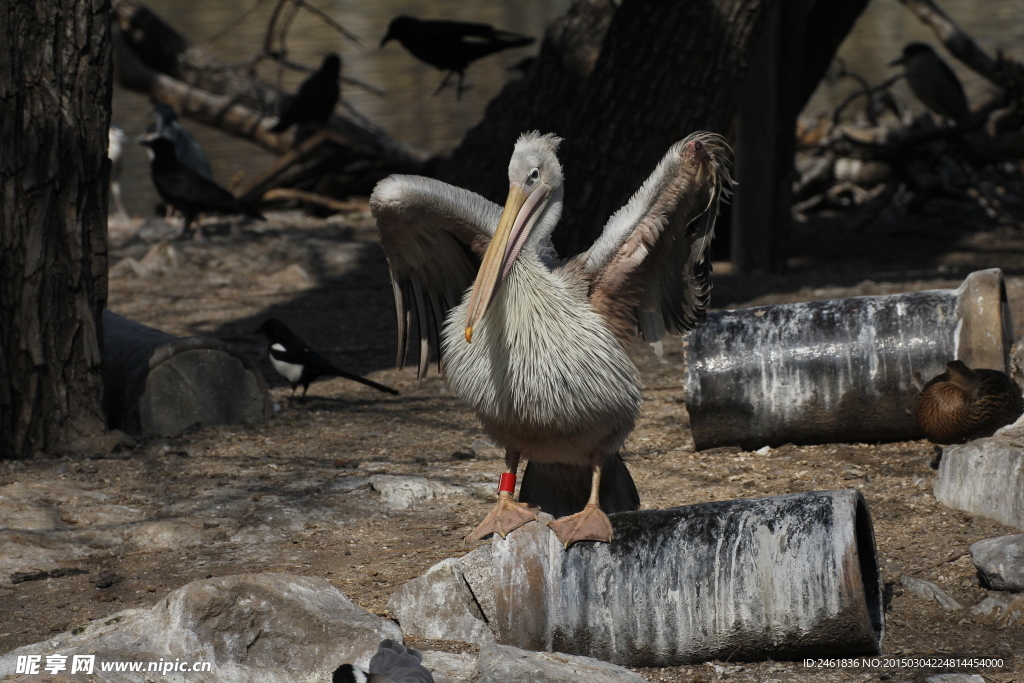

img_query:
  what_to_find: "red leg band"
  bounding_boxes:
[497,472,516,494]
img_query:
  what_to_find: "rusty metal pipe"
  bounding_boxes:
[492,489,883,666]
[683,269,1013,450]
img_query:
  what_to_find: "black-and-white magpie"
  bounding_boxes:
[254,318,398,400]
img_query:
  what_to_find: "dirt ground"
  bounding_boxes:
[3,192,1024,681]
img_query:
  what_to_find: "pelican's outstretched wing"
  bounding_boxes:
[371,175,500,377]
[583,132,732,354]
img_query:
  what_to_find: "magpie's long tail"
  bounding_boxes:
[518,452,639,519]
[324,366,399,395]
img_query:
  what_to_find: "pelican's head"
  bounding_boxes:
[464,132,564,342]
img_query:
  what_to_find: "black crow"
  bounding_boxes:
[332,640,433,683]
[139,103,214,180]
[254,318,398,401]
[271,53,341,134]
[139,137,263,237]
[889,43,971,125]
[380,16,534,98]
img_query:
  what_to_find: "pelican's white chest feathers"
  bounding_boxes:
[441,257,642,455]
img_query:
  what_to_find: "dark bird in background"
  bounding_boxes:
[139,103,214,181]
[139,137,263,237]
[332,639,433,683]
[889,42,971,125]
[380,16,534,98]
[271,53,341,134]
[915,360,1023,443]
[254,318,398,401]
[108,125,130,219]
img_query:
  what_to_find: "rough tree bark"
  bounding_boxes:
[435,0,771,256]
[0,0,111,459]
[731,0,869,273]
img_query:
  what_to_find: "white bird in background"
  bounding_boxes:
[107,125,130,220]
[372,131,731,549]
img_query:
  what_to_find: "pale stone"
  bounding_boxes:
[474,643,648,683]
[901,576,963,610]
[0,574,401,683]
[969,534,1024,591]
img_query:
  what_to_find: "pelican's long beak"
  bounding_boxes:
[464,181,548,342]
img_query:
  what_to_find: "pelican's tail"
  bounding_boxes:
[518,453,640,519]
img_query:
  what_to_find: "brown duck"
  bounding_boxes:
[915,360,1024,443]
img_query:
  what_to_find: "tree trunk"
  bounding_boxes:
[0,0,111,459]
[731,0,869,273]
[435,0,771,256]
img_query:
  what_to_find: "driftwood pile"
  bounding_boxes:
[792,0,1024,229]
[111,0,426,212]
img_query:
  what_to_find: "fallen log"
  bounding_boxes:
[113,28,294,154]
[103,310,273,436]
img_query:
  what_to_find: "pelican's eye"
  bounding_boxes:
[525,168,540,186]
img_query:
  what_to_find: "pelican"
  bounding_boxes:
[371,131,730,548]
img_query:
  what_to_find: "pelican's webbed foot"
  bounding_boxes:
[465,492,539,543]
[546,504,614,549]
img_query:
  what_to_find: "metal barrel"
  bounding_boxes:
[103,310,272,436]
[492,490,883,666]
[682,269,1013,451]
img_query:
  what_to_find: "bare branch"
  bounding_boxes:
[236,129,374,203]
[205,0,271,44]
[292,0,362,47]
[261,187,365,212]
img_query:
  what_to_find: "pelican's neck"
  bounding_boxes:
[524,185,563,255]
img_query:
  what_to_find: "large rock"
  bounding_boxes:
[420,651,478,683]
[474,643,648,683]
[0,574,401,683]
[970,535,1024,591]
[933,437,1024,530]
[386,546,494,644]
